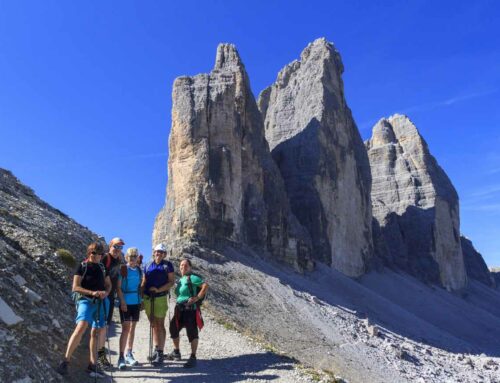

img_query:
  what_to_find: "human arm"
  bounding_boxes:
[187,282,209,306]
[72,275,105,298]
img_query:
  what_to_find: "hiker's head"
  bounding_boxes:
[180,258,192,276]
[87,242,105,263]
[153,244,167,264]
[109,237,125,257]
[125,247,139,266]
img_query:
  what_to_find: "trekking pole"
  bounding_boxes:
[151,295,156,365]
[94,298,101,383]
[148,295,155,363]
[105,298,114,382]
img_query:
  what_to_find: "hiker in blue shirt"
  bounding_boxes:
[142,243,175,364]
[116,247,143,369]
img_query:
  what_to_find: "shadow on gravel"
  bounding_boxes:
[111,353,293,382]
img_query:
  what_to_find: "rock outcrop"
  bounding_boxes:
[0,168,99,382]
[258,38,373,277]
[153,44,313,270]
[366,115,467,291]
[461,236,495,287]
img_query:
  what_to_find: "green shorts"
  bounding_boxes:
[144,295,168,319]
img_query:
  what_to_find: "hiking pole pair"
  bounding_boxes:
[148,295,156,364]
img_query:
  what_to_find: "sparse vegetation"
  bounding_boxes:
[56,248,76,268]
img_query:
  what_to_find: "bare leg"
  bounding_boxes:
[98,327,107,349]
[120,322,131,354]
[155,317,166,351]
[127,322,137,352]
[90,327,99,364]
[190,339,198,356]
[172,337,180,350]
[64,321,88,360]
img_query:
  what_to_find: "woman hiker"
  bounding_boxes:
[167,258,209,368]
[56,242,111,379]
[142,243,175,364]
[116,247,143,369]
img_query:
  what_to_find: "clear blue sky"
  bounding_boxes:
[1,1,499,266]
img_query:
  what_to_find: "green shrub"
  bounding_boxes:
[57,248,76,268]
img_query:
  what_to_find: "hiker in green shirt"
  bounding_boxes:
[167,258,208,368]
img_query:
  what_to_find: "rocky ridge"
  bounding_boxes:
[366,114,467,291]
[0,168,99,382]
[258,38,373,277]
[461,235,496,287]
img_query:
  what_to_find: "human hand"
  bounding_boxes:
[149,287,158,293]
[120,302,127,312]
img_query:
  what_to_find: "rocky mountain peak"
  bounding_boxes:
[367,116,467,291]
[214,43,244,71]
[258,39,373,277]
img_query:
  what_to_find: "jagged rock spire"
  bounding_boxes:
[366,114,467,291]
[259,37,373,277]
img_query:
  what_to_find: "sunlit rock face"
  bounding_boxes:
[154,44,313,271]
[366,114,467,291]
[259,38,373,277]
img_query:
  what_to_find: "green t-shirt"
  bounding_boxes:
[175,274,204,305]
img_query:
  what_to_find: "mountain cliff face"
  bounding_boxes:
[461,236,496,287]
[366,115,467,291]
[258,38,373,277]
[153,44,313,271]
[0,168,99,382]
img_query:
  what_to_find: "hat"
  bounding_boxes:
[110,237,125,246]
[153,243,167,252]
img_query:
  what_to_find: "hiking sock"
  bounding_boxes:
[119,352,124,358]
[190,353,196,359]
[98,348,106,357]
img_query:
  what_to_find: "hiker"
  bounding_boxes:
[142,243,175,364]
[98,236,125,368]
[167,258,209,368]
[56,242,111,378]
[116,247,143,369]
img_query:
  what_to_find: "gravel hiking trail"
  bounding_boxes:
[106,304,317,383]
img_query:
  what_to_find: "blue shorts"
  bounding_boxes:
[75,298,109,328]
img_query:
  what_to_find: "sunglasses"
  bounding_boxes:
[91,251,104,256]
[113,245,124,250]
[128,256,138,259]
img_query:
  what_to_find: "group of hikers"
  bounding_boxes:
[56,237,209,379]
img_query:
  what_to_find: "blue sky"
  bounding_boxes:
[0,1,499,266]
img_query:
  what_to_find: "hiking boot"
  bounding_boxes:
[87,363,105,378]
[97,351,111,369]
[147,350,158,362]
[152,351,164,365]
[117,356,126,370]
[125,351,138,366]
[183,355,197,368]
[166,349,181,361]
[56,360,69,375]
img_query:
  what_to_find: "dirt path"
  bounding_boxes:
[105,304,316,383]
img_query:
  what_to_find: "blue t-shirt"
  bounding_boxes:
[144,260,174,297]
[118,267,142,305]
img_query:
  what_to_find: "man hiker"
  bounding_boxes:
[98,236,125,368]
[142,243,175,364]
[167,258,209,368]
[56,242,111,378]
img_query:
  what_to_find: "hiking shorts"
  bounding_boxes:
[144,294,168,319]
[169,305,198,342]
[119,304,140,323]
[75,298,109,329]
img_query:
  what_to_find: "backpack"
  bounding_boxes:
[186,273,206,307]
[71,260,106,304]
